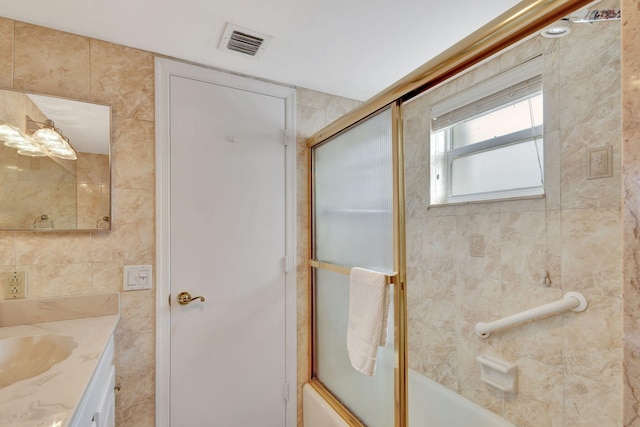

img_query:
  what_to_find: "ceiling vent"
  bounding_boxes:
[219,23,272,58]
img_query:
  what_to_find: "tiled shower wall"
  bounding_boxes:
[404,5,623,426]
[621,0,640,425]
[0,17,359,427]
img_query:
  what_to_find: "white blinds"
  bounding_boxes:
[431,56,543,131]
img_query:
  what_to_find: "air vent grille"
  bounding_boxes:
[219,24,272,58]
[227,31,264,56]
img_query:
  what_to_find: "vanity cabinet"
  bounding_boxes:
[69,334,116,427]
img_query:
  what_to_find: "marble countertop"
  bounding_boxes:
[0,315,119,427]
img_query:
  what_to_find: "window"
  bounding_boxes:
[430,57,544,205]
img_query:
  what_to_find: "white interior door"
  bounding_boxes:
[155,59,296,427]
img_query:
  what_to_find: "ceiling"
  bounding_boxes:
[0,0,522,101]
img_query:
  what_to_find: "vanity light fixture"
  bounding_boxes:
[0,121,47,156]
[31,119,77,160]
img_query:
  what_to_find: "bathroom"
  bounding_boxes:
[0,0,638,426]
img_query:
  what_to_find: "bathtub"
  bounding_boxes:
[303,370,515,427]
[408,368,515,427]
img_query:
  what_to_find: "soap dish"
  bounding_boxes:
[476,353,518,393]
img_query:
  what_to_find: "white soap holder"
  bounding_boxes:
[476,353,518,393]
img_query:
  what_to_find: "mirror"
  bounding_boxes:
[0,88,111,231]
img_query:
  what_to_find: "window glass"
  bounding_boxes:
[429,58,544,205]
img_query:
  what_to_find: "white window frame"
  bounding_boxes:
[429,56,544,205]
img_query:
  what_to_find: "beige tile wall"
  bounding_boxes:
[404,4,624,426]
[0,18,157,426]
[621,0,640,425]
[0,16,359,427]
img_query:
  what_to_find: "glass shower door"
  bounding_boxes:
[312,107,395,427]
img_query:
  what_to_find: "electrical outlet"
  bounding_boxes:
[4,271,27,299]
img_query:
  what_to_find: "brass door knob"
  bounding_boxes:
[177,291,205,305]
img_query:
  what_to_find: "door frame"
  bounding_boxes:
[154,57,297,427]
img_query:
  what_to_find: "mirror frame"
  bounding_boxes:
[0,87,112,232]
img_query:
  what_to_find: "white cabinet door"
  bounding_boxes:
[92,365,115,427]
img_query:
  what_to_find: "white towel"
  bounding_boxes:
[346,267,390,376]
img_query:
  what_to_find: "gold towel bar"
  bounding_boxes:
[309,259,396,285]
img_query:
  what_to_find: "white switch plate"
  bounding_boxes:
[123,265,153,291]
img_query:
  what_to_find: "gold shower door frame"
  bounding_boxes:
[305,1,595,426]
[307,102,407,427]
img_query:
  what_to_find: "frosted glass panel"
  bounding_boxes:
[451,138,543,196]
[315,269,395,427]
[451,94,542,148]
[313,107,395,427]
[314,108,394,273]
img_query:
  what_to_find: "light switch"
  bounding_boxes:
[123,265,153,291]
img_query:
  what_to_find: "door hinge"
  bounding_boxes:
[284,382,290,401]
[282,129,288,146]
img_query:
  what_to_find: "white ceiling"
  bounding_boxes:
[26,94,110,155]
[0,0,522,101]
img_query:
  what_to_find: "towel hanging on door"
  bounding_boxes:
[346,267,390,376]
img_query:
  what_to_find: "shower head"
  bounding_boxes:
[541,8,621,38]
[571,8,621,23]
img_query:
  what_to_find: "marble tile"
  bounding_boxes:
[560,116,622,210]
[91,191,155,263]
[455,59,502,94]
[543,130,561,211]
[561,208,622,297]
[500,283,563,367]
[564,294,622,381]
[0,293,118,326]
[405,217,423,270]
[502,356,563,427]
[423,216,458,274]
[117,289,154,333]
[0,232,15,265]
[13,23,90,99]
[296,104,325,138]
[456,335,503,414]
[76,153,109,185]
[421,324,458,391]
[326,99,360,124]
[114,329,155,375]
[496,198,546,214]
[91,262,122,294]
[421,269,456,330]
[542,50,561,135]
[0,18,13,88]
[296,87,330,109]
[564,373,622,427]
[114,331,155,420]
[90,40,154,121]
[558,20,621,127]
[111,117,155,191]
[622,1,640,424]
[116,396,155,427]
[456,214,502,280]
[455,276,502,341]
[23,263,92,298]
[15,232,91,265]
[499,34,555,72]
[500,211,549,286]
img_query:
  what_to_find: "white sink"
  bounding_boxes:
[0,334,76,389]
